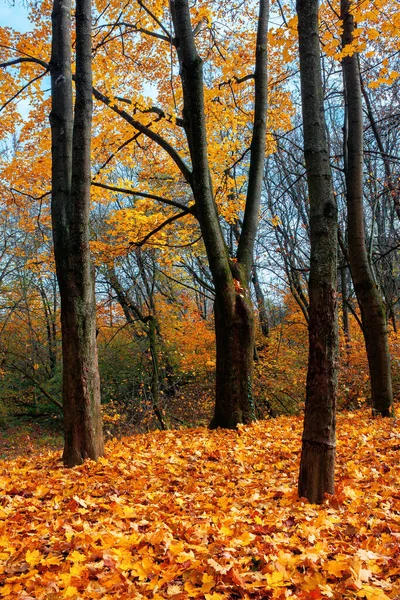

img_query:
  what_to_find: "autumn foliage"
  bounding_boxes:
[1,409,399,599]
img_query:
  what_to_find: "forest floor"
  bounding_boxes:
[0,409,399,599]
[0,420,63,461]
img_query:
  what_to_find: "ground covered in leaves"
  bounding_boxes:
[0,410,399,599]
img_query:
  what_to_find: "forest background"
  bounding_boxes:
[0,0,399,436]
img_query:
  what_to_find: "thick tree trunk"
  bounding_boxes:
[170,0,268,428]
[297,0,338,503]
[50,0,104,466]
[210,286,256,428]
[341,0,393,418]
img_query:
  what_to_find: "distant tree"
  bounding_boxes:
[341,0,393,417]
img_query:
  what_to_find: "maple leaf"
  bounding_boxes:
[25,549,40,567]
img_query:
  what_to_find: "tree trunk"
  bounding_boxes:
[170,0,268,428]
[211,285,256,428]
[50,0,104,466]
[340,265,351,359]
[360,76,400,220]
[147,315,166,430]
[341,0,393,417]
[106,265,166,430]
[38,280,57,377]
[297,0,338,504]
[252,266,270,340]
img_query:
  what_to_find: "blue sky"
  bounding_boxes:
[1,2,35,119]
[1,1,31,32]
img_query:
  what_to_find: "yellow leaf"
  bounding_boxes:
[25,549,40,567]
[236,531,255,546]
[120,504,136,518]
[69,550,86,563]
[70,563,85,577]
[326,559,351,576]
[167,584,182,595]
[220,526,233,536]
[131,556,154,579]
[356,585,391,600]
[201,573,215,593]
[266,571,288,587]
[368,28,379,40]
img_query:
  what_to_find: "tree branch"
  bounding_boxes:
[237,0,269,276]
[92,86,192,183]
[132,210,190,247]
[0,56,49,69]
[91,181,195,214]
[9,361,63,410]
[113,96,184,127]
[218,73,255,89]
[0,69,49,114]
[93,20,174,43]
[136,0,172,39]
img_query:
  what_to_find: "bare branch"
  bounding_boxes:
[93,133,141,178]
[8,360,63,410]
[94,21,173,44]
[218,73,254,89]
[156,265,215,300]
[0,55,49,70]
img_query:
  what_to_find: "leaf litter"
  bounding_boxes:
[0,409,399,599]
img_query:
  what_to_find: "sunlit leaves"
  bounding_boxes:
[0,410,399,598]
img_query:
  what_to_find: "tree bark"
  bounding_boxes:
[211,268,256,428]
[340,265,351,359]
[252,266,270,339]
[170,0,268,428]
[147,315,166,430]
[341,0,393,417]
[50,0,104,466]
[297,0,338,503]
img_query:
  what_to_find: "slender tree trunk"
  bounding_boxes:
[360,76,400,219]
[297,0,338,504]
[38,281,57,377]
[341,0,393,417]
[252,266,269,339]
[50,0,104,466]
[147,315,166,430]
[170,0,268,428]
[340,265,351,359]
[106,265,166,430]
